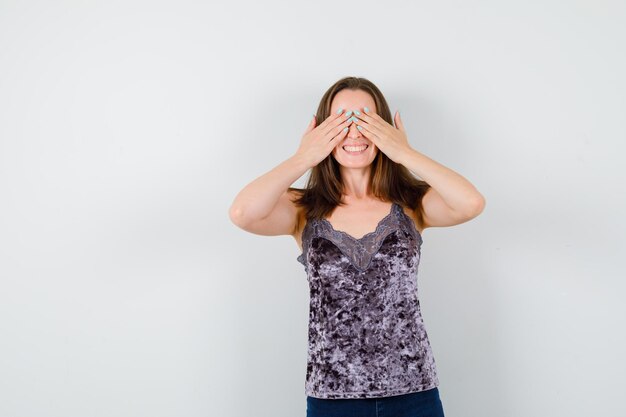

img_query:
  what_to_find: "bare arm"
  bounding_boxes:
[353,109,485,230]
[400,148,486,229]
[228,110,353,236]
[228,154,310,236]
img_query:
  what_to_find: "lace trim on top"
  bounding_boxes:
[296,202,422,272]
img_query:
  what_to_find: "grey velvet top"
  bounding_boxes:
[296,202,440,399]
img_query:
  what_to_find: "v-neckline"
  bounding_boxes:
[320,202,397,242]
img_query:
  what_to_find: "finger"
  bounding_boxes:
[354,109,386,134]
[355,108,387,126]
[355,116,385,138]
[355,107,377,120]
[303,114,316,134]
[355,120,378,144]
[326,115,353,140]
[319,108,347,132]
[327,125,349,152]
[323,109,354,137]
[331,124,350,144]
[394,111,405,131]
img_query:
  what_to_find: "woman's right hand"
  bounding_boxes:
[295,109,353,168]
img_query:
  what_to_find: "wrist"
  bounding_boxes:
[397,146,417,166]
[290,152,313,171]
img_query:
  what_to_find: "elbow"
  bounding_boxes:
[229,204,248,228]
[468,195,486,217]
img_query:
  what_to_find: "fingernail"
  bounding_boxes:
[350,116,358,122]
[345,110,353,118]
[336,108,343,114]
[364,107,370,113]
[357,125,363,131]
[354,110,361,115]
[343,127,348,132]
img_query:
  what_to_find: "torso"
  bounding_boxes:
[295,197,438,398]
[292,198,424,253]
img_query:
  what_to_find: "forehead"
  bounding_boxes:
[330,89,376,112]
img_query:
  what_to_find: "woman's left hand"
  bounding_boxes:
[353,109,413,164]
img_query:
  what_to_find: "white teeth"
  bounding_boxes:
[343,145,367,152]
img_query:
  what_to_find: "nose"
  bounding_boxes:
[346,121,363,138]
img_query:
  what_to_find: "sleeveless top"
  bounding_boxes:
[296,202,440,399]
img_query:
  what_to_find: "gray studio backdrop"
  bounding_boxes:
[1,1,624,416]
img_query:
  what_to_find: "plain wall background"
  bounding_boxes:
[1,1,625,416]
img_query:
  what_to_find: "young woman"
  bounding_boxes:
[229,77,485,416]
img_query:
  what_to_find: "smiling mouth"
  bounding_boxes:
[342,144,369,154]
